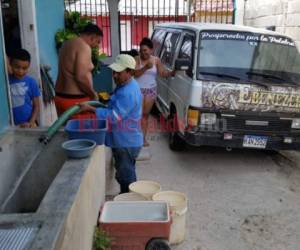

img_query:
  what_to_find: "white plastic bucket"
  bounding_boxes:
[129,180,161,200]
[113,192,147,201]
[152,191,187,245]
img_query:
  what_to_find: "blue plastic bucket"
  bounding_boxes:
[65,119,106,145]
[62,139,96,158]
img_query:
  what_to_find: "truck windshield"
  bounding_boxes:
[198,30,300,85]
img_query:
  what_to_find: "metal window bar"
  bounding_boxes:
[125,0,128,51]
[64,0,112,56]
[152,0,154,29]
[157,0,159,24]
[168,0,171,22]
[204,0,207,22]
[179,2,186,22]
[176,0,178,22]
[232,0,235,24]
[226,0,229,23]
[210,0,213,22]
[192,0,196,22]
[135,0,138,49]
[118,0,235,51]
[124,0,132,50]
[215,0,218,22]
[221,0,224,23]
[194,0,235,24]
[105,0,111,54]
[141,0,144,41]
[147,0,149,39]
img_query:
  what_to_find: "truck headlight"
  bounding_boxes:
[292,118,300,129]
[201,113,217,125]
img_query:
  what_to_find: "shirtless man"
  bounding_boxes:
[54,23,103,118]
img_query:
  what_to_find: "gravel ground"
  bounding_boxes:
[134,132,300,250]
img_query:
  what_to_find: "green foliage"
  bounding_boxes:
[65,11,92,34]
[55,29,77,50]
[54,11,106,74]
[93,227,111,250]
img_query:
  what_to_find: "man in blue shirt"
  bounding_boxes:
[79,54,143,193]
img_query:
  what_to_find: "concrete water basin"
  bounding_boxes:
[0,129,106,250]
[0,130,66,213]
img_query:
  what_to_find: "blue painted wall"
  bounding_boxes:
[0,25,10,134]
[35,1,113,91]
[93,65,113,93]
[35,0,65,82]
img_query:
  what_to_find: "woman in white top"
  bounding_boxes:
[135,37,175,147]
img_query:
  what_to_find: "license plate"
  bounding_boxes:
[243,135,268,149]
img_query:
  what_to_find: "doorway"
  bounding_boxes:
[1,0,21,58]
[0,0,23,125]
[1,0,47,126]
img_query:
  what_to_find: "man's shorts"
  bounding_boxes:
[54,92,96,120]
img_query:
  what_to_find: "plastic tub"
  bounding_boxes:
[65,119,106,145]
[129,180,161,200]
[100,201,170,222]
[99,201,171,250]
[152,191,188,245]
[113,192,147,201]
[62,139,96,159]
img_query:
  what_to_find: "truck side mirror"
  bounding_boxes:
[175,58,191,71]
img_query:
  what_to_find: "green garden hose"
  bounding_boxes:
[39,101,107,144]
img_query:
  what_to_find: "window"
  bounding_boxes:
[197,30,300,83]
[152,29,167,56]
[160,32,180,67]
[178,34,194,77]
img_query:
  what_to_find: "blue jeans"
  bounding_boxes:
[112,147,141,193]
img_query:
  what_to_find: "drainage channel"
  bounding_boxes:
[0,225,39,250]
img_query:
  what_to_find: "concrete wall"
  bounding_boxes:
[29,145,106,250]
[244,0,300,48]
[0,13,10,134]
[35,0,65,81]
[0,140,106,250]
[56,146,106,250]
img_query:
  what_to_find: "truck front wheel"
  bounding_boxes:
[168,113,185,151]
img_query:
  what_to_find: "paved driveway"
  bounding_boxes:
[136,132,300,250]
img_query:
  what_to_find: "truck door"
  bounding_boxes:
[158,31,180,110]
[168,32,195,121]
